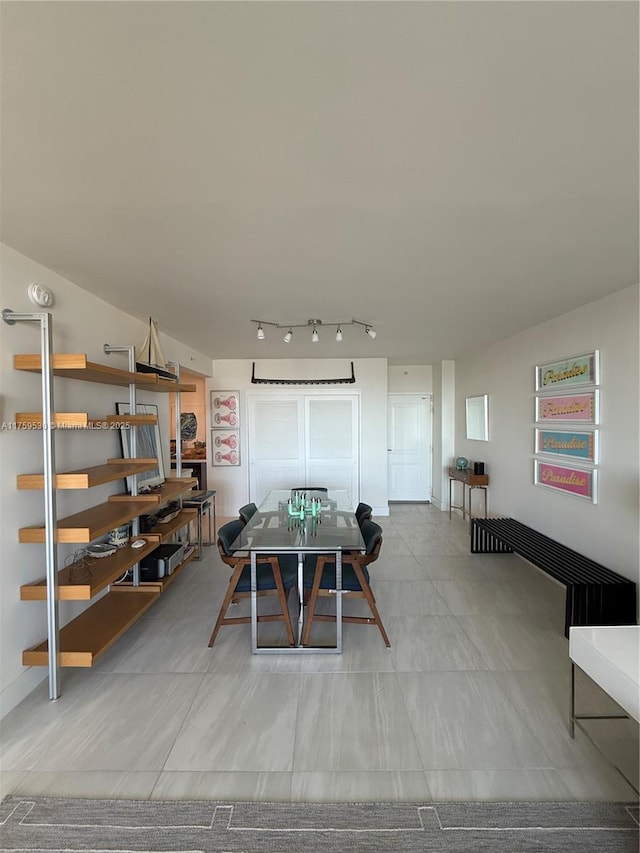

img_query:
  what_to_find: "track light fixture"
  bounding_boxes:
[251,318,377,344]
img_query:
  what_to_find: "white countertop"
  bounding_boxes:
[569,625,639,722]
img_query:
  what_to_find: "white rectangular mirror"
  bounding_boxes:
[466,394,489,441]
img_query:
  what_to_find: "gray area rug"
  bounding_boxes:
[1,797,638,852]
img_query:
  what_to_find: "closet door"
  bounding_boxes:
[248,396,305,506]
[305,395,359,501]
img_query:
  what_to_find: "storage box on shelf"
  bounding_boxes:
[13,352,197,669]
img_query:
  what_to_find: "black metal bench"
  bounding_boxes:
[471,517,637,638]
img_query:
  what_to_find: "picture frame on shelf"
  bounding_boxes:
[115,402,165,493]
[211,390,240,429]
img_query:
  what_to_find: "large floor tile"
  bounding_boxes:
[293,672,423,771]
[431,579,525,616]
[375,535,414,557]
[424,768,572,801]
[94,615,214,673]
[1,502,635,804]
[13,771,159,799]
[164,672,299,772]
[388,616,489,671]
[291,770,432,802]
[491,669,636,776]
[0,771,27,799]
[152,771,293,801]
[455,613,569,670]
[558,767,639,801]
[373,554,428,581]
[398,670,554,770]
[414,555,485,581]
[374,580,452,617]
[29,673,203,772]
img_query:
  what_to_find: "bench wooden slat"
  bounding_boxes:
[471,517,637,638]
[483,519,626,585]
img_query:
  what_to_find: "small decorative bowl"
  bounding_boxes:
[455,457,469,470]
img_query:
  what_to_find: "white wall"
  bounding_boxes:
[430,360,455,511]
[388,364,432,393]
[208,358,389,516]
[454,285,639,583]
[0,244,211,714]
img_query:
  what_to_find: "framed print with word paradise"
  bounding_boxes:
[533,349,599,503]
[535,351,599,392]
[534,459,597,503]
[535,391,599,425]
[534,428,598,464]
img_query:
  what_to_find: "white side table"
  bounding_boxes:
[569,625,639,792]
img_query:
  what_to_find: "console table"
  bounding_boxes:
[569,625,639,793]
[448,467,489,524]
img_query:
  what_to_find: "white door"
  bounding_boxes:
[387,394,431,501]
[248,393,360,506]
[248,396,305,505]
[305,395,359,499]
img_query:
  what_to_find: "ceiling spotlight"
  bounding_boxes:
[252,318,375,345]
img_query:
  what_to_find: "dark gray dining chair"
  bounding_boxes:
[208,519,297,647]
[301,520,390,647]
[238,503,258,525]
[355,502,373,526]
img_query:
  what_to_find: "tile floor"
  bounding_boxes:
[1,503,638,803]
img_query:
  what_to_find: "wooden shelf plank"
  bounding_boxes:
[155,478,199,503]
[117,545,198,594]
[18,498,159,544]
[15,413,158,428]
[20,538,161,600]
[159,547,198,590]
[22,588,159,667]
[145,509,198,541]
[14,354,195,393]
[111,478,198,505]
[17,460,159,490]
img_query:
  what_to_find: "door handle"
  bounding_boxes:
[387,448,393,451]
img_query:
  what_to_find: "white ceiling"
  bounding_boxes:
[1,2,637,364]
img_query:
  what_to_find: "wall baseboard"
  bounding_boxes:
[1,667,47,720]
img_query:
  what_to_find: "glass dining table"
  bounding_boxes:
[230,489,365,653]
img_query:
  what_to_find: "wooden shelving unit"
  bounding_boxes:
[145,508,198,541]
[19,497,159,543]
[20,537,161,600]
[11,349,201,676]
[17,459,159,490]
[22,588,160,667]
[14,353,196,393]
[15,412,158,428]
[119,545,198,595]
